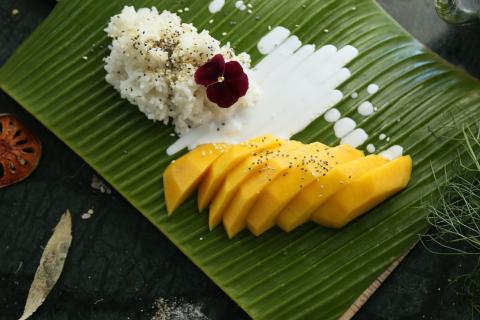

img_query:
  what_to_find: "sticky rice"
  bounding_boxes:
[104,6,257,134]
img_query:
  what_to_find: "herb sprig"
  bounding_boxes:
[423,126,480,317]
[424,126,480,254]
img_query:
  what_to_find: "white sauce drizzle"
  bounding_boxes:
[256,26,290,55]
[351,92,358,99]
[379,133,386,140]
[340,129,368,147]
[167,27,359,155]
[235,1,247,10]
[334,118,356,138]
[366,143,376,153]
[357,101,374,116]
[379,145,404,160]
[324,108,341,123]
[208,0,225,13]
[367,83,379,95]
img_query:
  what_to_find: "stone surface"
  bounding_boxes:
[1,0,479,319]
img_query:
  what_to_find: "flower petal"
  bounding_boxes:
[194,54,225,86]
[224,61,249,97]
[224,61,244,78]
[207,82,241,108]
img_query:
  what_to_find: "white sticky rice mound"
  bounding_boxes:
[104,6,258,134]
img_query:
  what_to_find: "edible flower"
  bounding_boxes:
[195,54,249,108]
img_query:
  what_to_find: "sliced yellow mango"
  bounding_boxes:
[247,145,364,236]
[163,143,229,215]
[197,135,279,212]
[208,140,302,230]
[277,155,389,232]
[223,142,327,238]
[312,155,412,228]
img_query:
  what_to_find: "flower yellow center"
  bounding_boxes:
[217,76,225,82]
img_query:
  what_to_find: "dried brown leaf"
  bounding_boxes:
[18,210,72,320]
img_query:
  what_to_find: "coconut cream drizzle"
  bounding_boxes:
[208,0,225,13]
[367,83,379,95]
[234,0,247,11]
[324,108,341,123]
[341,129,368,148]
[167,26,404,158]
[366,144,376,153]
[357,101,374,116]
[256,26,291,55]
[379,145,404,160]
[167,27,359,155]
[334,118,356,138]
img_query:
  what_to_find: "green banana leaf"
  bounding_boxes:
[1,0,479,319]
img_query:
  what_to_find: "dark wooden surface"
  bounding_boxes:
[1,0,480,319]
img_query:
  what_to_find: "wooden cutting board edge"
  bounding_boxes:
[340,243,417,320]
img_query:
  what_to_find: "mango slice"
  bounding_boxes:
[163,143,229,215]
[197,135,279,212]
[223,142,327,238]
[247,145,364,236]
[277,155,389,232]
[208,140,302,230]
[312,156,412,228]
[163,134,413,238]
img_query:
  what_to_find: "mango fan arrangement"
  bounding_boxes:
[163,135,412,238]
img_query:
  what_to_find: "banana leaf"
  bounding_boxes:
[1,0,480,319]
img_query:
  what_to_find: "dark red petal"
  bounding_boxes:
[207,82,241,108]
[224,61,249,97]
[194,54,226,86]
[224,61,244,78]
[227,73,249,97]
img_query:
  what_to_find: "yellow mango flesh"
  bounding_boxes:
[223,143,327,238]
[312,156,412,228]
[208,140,302,230]
[197,135,279,212]
[163,143,229,215]
[247,145,364,236]
[277,155,389,232]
